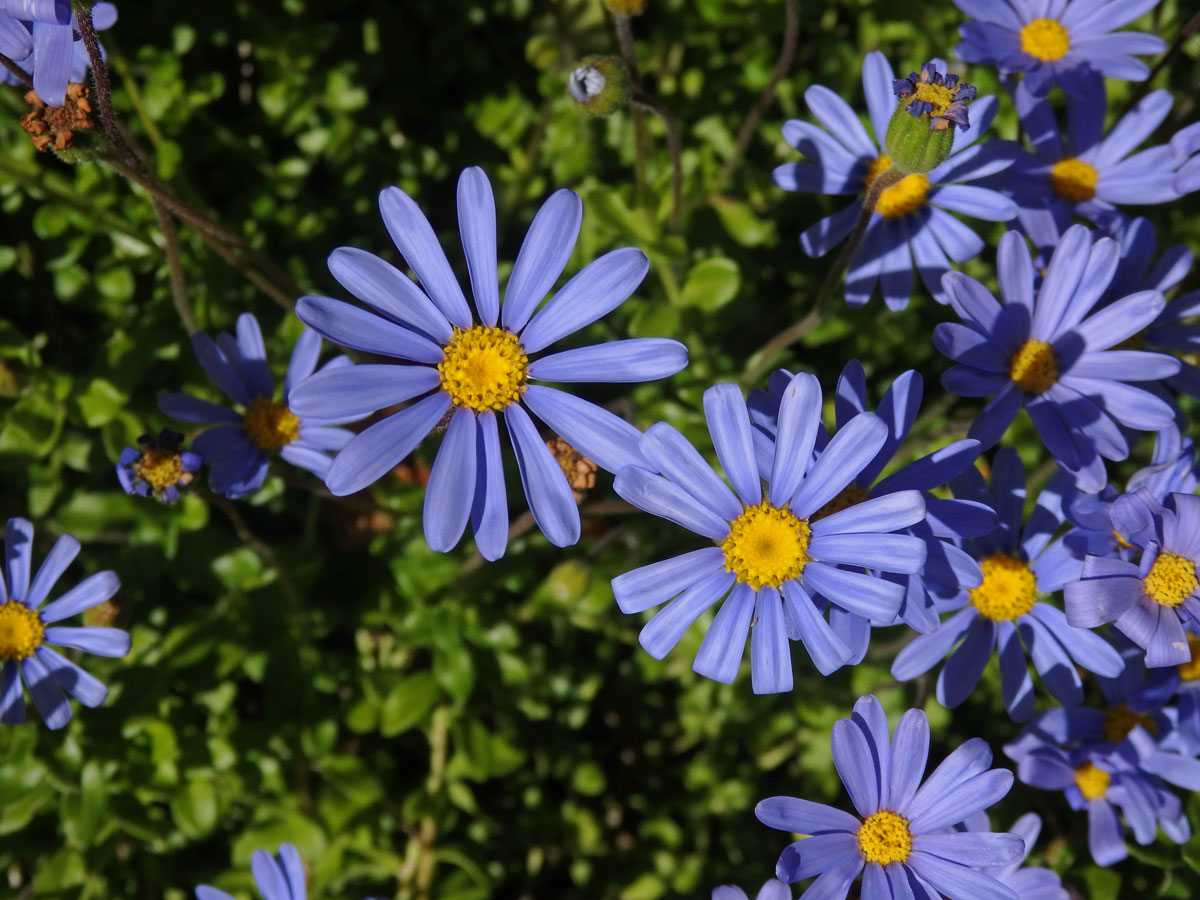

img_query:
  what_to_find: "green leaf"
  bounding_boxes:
[76,378,128,427]
[379,672,440,737]
[170,778,218,838]
[679,257,740,311]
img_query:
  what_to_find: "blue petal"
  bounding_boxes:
[781,581,853,676]
[284,328,323,395]
[502,189,583,333]
[907,851,1017,900]
[21,653,70,729]
[158,393,241,425]
[504,403,580,547]
[295,296,444,364]
[804,562,905,623]
[810,533,926,576]
[422,408,478,552]
[249,849,290,900]
[522,385,645,474]
[936,615,995,707]
[790,413,888,516]
[830,715,880,817]
[887,709,930,811]
[378,185,473,328]
[327,247,453,342]
[39,571,119,624]
[693,583,755,684]
[518,248,649,354]
[457,167,501,326]
[639,422,742,521]
[755,796,862,835]
[43,626,129,658]
[471,411,509,561]
[527,339,687,383]
[31,19,71,107]
[25,533,79,610]
[190,332,252,406]
[288,364,440,421]
[324,393,448,496]
[613,465,730,540]
[998,620,1035,721]
[811,491,926,538]
[638,568,733,659]
[704,383,762,506]
[892,606,977,680]
[234,314,274,399]
[751,587,793,693]
[612,547,725,614]
[769,372,822,507]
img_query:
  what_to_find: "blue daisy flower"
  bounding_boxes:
[712,879,790,900]
[159,313,353,500]
[952,0,1165,97]
[748,360,992,661]
[999,75,1196,252]
[934,225,1179,491]
[290,166,687,559]
[0,517,129,729]
[1065,490,1200,667]
[956,812,1068,900]
[891,447,1124,720]
[116,428,202,504]
[0,1,116,106]
[1005,728,1190,865]
[773,51,1017,310]
[756,694,1023,900]
[611,374,927,692]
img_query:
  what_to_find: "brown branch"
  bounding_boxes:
[151,198,199,334]
[612,14,649,207]
[719,0,800,187]
[0,52,32,88]
[632,91,684,232]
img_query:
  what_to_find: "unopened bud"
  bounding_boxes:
[884,61,975,174]
[567,55,630,117]
[603,0,646,15]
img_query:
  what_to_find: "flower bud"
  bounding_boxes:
[884,62,975,174]
[567,55,630,117]
[603,0,646,15]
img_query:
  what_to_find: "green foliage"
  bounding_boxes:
[2,0,1200,898]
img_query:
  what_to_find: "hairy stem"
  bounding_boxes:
[151,198,199,334]
[719,0,800,187]
[75,4,137,165]
[0,51,32,87]
[633,91,684,232]
[742,167,903,384]
[613,14,649,207]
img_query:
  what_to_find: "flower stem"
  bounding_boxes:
[742,167,903,385]
[719,0,800,188]
[0,51,31,88]
[632,90,684,232]
[151,198,199,334]
[612,13,649,208]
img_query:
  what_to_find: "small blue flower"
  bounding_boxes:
[952,0,1165,97]
[997,76,1197,251]
[290,166,687,559]
[892,448,1124,720]
[0,517,129,729]
[773,51,1017,310]
[159,314,353,500]
[756,695,1023,900]
[748,360,992,661]
[1065,491,1200,667]
[956,813,1068,900]
[712,880,790,900]
[115,429,202,504]
[934,226,1179,491]
[0,1,116,106]
[612,374,927,692]
[1005,725,1190,865]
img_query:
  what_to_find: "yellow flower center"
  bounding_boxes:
[1049,158,1098,203]
[1020,18,1070,61]
[438,325,528,412]
[720,502,812,590]
[812,483,871,522]
[0,601,45,662]
[1074,763,1110,801]
[1142,550,1199,608]
[970,554,1038,622]
[1009,339,1058,394]
[911,81,956,118]
[242,397,301,453]
[875,174,930,219]
[863,154,893,191]
[857,810,913,865]
[134,446,185,492]
[1179,636,1200,681]
[1102,704,1157,744]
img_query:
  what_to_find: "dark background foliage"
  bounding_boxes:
[2,0,1200,897]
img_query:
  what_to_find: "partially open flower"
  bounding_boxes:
[885,61,976,174]
[116,429,202,504]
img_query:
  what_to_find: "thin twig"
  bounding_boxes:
[151,199,199,334]
[632,91,684,232]
[0,52,32,87]
[192,224,299,312]
[719,0,800,187]
[208,493,301,606]
[612,14,649,207]
[1121,10,1200,118]
[742,168,904,385]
